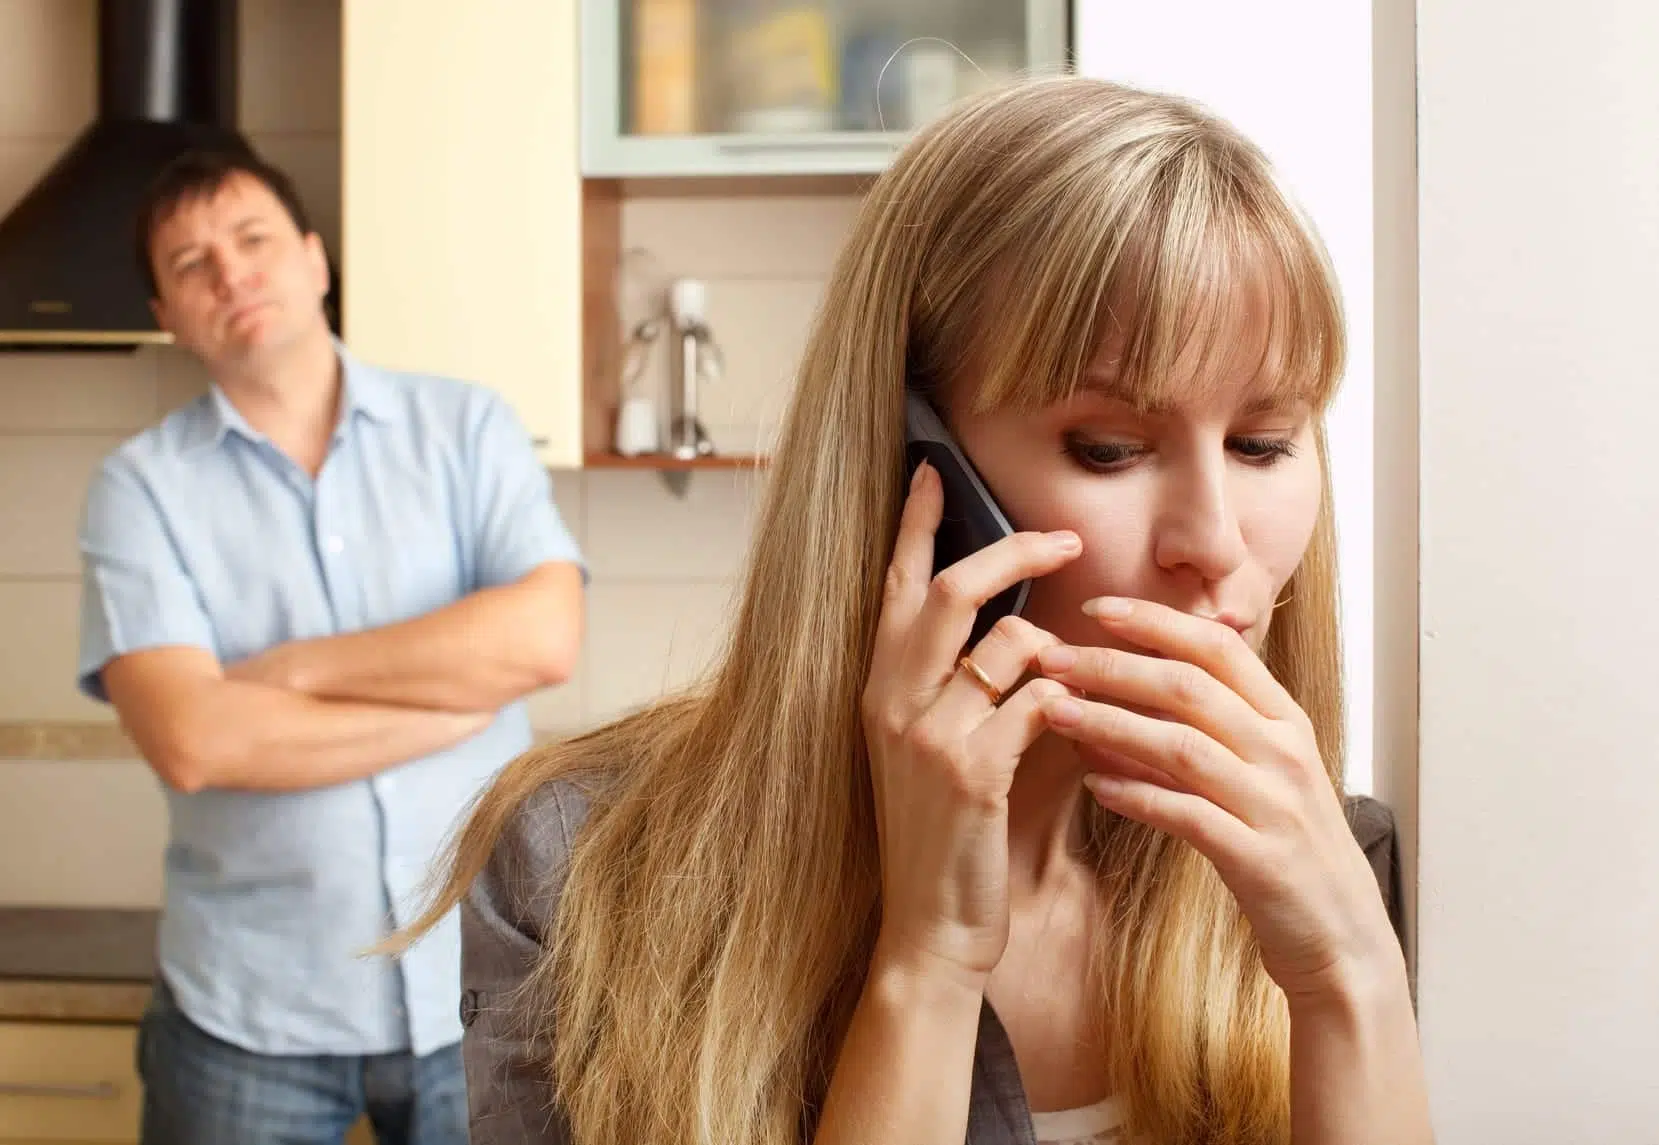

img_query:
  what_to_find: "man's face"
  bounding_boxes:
[147,171,329,371]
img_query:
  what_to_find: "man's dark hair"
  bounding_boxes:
[135,148,316,298]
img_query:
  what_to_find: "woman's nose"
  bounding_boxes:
[1151,463,1249,582]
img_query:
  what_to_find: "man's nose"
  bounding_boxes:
[210,249,257,296]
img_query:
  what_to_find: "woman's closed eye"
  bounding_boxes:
[1062,434,1146,472]
[1226,435,1299,466]
[1061,432,1300,473]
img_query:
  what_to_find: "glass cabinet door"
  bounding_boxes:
[581,0,1071,177]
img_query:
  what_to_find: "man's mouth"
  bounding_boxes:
[226,300,269,326]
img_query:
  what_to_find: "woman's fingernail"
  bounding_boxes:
[1044,695,1083,726]
[910,462,929,491]
[1038,645,1077,673]
[1083,773,1125,798]
[1084,596,1132,620]
[1049,531,1081,554]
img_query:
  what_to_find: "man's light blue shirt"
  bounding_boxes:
[76,341,584,1058]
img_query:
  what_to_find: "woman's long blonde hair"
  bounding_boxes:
[405,76,1346,1145]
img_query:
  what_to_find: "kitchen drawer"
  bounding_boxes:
[0,1022,138,1142]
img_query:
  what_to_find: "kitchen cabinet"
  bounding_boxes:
[0,1021,139,1142]
[0,903,378,1143]
[0,1018,375,1143]
[337,0,780,474]
[337,0,901,474]
[340,0,585,469]
[581,0,1072,177]
[337,0,719,474]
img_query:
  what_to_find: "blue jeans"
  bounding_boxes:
[137,979,467,1145]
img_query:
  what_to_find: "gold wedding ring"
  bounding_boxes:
[956,655,1003,705]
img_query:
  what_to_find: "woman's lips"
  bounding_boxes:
[1195,610,1255,635]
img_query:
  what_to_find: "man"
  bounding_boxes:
[75,149,585,1145]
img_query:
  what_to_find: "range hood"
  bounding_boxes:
[0,0,251,351]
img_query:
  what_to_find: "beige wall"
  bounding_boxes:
[0,0,854,905]
[1415,0,1659,1136]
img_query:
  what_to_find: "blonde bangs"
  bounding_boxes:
[966,124,1346,419]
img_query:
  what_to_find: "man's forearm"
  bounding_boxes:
[158,677,491,793]
[1289,955,1436,1145]
[234,565,583,714]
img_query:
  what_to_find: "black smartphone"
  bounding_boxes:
[903,390,1032,649]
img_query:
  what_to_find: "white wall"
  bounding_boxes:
[1073,1,1377,794]
[1415,0,1659,1136]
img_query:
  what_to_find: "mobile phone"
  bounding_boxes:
[903,390,1032,649]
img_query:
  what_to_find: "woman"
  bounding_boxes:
[403,76,1434,1144]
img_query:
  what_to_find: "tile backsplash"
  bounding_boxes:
[0,0,856,905]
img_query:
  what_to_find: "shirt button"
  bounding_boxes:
[324,535,344,555]
[460,989,481,1027]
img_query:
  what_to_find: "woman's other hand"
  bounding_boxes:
[861,461,1082,989]
[1034,598,1405,1006]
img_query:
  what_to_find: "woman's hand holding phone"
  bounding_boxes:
[861,461,1082,991]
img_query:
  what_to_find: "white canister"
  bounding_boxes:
[614,393,660,457]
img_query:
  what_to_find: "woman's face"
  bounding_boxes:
[947,338,1325,656]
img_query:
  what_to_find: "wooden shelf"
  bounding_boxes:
[580,452,770,471]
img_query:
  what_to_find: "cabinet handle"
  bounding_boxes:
[0,1080,121,1100]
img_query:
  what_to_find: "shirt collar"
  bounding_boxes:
[184,337,400,453]
[333,338,401,426]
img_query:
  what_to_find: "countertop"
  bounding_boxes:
[0,721,139,761]
[0,720,574,761]
[0,908,157,1024]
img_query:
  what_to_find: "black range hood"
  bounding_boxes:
[0,0,253,351]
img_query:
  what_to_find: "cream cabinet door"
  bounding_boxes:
[0,1022,139,1142]
[341,0,584,468]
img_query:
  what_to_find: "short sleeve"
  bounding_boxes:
[465,391,586,592]
[76,455,218,702]
[460,780,591,1145]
